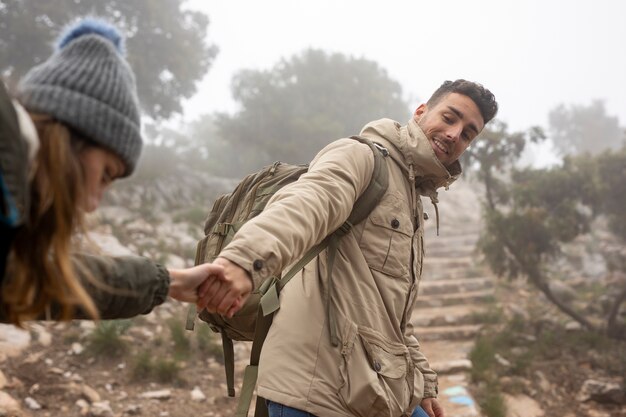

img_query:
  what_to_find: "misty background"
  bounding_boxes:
[2,0,625,176]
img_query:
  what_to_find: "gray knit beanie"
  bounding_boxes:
[17,18,142,176]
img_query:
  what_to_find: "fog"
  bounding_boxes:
[183,0,626,141]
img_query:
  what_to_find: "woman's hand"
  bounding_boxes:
[167,263,225,303]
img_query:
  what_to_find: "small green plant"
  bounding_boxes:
[130,351,181,383]
[86,320,132,357]
[154,358,181,383]
[168,318,191,358]
[130,351,153,380]
[195,323,224,362]
[469,336,497,381]
[477,382,507,417]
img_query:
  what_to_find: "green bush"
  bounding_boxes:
[86,320,132,357]
[168,318,191,358]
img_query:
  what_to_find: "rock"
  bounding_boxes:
[565,321,582,331]
[0,371,7,390]
[507,304,530,321]
[70,342,84,355]
[579,379,624,404]
[534,370,551,393]
[432,359,472,374]
[90,401,114,417]
[190,386,206,401]
[548,281,577,303]
[124,404,141,415]
[87,231,135,257]
[29,324,52,347]
[0,324,31,359]
[81,384,101,403]
[79,321,96,331]
[75,398,89,414]
[0,391,22,416]
[24,397,41,410]
[139,389,171,400]
[495,353,511,367]
[504,394,544,417]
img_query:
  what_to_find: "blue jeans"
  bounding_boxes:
[266,401,430,417]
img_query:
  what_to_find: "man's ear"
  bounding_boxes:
[413,104,427,121]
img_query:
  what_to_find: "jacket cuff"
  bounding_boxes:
[219,248,277,290]
[147,263,170,313]
[423,375,439,398]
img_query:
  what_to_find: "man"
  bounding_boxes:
[199,80,498,417]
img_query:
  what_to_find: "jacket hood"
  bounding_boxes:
[359,117,462,197]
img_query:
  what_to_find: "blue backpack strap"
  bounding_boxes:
[0,171,19,281]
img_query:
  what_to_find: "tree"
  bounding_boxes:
[467,122,626,339]
[548,100,624,156]
[216,49,411,170]
[0,0,217,119]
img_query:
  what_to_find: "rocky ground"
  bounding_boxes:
[1,169,624,417]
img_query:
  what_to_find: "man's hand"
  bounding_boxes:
[167,263,225,303]
[420,398,444,417]
[196,257,253,318]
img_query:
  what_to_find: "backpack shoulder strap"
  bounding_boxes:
[347,135,389,226]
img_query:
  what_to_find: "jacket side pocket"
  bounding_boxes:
[338,324,414,417]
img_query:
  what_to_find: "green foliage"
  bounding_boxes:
[549,100,624,156]
[130,351,181,383]
[86,320,132,357]
[173,206,207,225]
[477,383,507,417]
[0,0,217,119]
[130,351,153,380]
[168,318,191,358]
[153,358,181,383]
[196,323,224,361]
[215,49,411,175]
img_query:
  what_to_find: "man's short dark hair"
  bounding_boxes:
[427,79,498,124]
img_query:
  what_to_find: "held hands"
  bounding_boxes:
[167,263,225,303]
[196,257,253,318]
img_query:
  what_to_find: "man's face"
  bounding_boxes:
[413,92,485,166]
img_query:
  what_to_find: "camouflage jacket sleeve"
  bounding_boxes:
[70,253,170,319]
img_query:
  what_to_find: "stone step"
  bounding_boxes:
[431,359,473,375]
[422,256,475,269]
[413,324,482,341]
[421,265,485,281]
[415,289,495,308]
[412,304,486,327]
[419,277,493,296]
[426,244,477,259]
[419,339,475,365]
[423,227,481,241]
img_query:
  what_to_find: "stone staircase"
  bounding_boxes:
[412,181,495,417]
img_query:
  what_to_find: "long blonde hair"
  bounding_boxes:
[4,113,99,325]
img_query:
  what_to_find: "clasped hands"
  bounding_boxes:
[167,257,253,318]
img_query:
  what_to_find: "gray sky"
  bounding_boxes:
[183,0,625,147]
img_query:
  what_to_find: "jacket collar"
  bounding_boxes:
[359,118,462,196]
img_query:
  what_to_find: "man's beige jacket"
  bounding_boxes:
[220,118,461,417]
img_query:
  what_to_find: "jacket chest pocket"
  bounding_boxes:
[359,194,414,278]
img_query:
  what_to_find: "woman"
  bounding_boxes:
[0,18,220,325]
